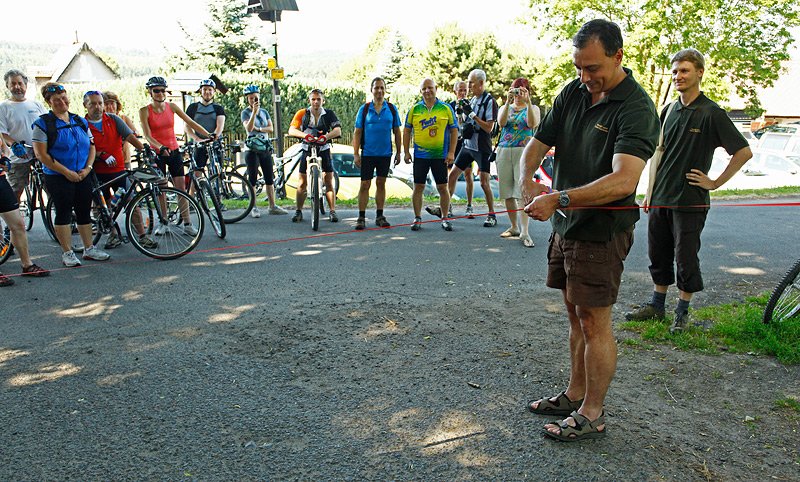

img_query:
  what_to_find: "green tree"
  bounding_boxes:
[170,0,269,75]
[521,0,800,115]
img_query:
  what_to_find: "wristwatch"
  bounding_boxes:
[558,190,570,208]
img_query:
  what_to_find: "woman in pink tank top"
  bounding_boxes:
[138,76,211,235]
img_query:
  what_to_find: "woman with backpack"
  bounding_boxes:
[31,82,111,267]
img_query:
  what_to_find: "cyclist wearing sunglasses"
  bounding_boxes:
[32,83,111,267]
[139,76,211,235]
[287,88,342,223]
[83,91,156,249]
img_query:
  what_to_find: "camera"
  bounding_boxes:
[462,122,476,139]
[510,87,521,96]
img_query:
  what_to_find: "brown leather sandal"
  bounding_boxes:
[527,391,583,416]
[542,410,607,442]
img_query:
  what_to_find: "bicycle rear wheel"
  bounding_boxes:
[45,197,86,252]
[198,178,226,239]
[0,215,11,265]
[763,258,800,324]
[22,185,34,231]
[209,171,254,224]
[310,165,320,231]
[126,187,203,260]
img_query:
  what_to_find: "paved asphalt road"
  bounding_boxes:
[1,197,797,479]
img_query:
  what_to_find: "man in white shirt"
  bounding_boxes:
[0,70,47,200]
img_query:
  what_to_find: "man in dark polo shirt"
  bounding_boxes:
[625,49,752,332]
[520,19,659,441]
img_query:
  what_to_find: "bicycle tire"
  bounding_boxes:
[0,216,11,265]
[233,163,264,196]
[763,258,800,324]
[126,187,203,260]
[45,197,85,251]
[43,196,59,242]
[209,170,254,223]
[198,178,226,239]
[22,185,34,231]
[310,165,320,231]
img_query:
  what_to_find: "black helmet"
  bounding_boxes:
[145,76,168,89]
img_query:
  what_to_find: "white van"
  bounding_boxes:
[758,123,800,155]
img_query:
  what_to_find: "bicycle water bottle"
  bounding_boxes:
[110,187,126,208]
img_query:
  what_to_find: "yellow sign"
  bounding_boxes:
[267,58,277,69]
[271,68,284,80]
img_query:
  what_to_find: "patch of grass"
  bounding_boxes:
[634,185,800,202]
[774,397,800,412]
[620,294,800,365]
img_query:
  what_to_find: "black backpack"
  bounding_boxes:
[40,112,88,153]
[359,101,399,152]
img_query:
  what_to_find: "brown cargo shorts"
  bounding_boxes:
[546,230,634,307]
[7,160,32,195]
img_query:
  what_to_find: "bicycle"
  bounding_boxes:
[16,146,55,240]
[200,137,254,223]
[72,145,204,260]
[237,141,339,204]
[182,140,226,239]
[763,257,800,324]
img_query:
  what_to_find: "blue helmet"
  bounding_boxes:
[198,79,216,89]
[145,76,168,89]
[243,85,260,95]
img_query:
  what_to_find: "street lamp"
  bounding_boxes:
[247,0,299,157]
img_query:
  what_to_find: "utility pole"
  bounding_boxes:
[247,0,299,158]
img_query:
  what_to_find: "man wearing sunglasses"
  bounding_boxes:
[83,91,156,249]
[0,69,46,201]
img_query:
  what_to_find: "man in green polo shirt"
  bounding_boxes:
[625,49,752,332]
[519,19,659,442]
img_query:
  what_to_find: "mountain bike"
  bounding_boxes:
[71,145,204,260]
[763,257,800,324]
[201,137,254,223]
[183,140,226,239]
[17,147,55,239]
[241,142,339,203]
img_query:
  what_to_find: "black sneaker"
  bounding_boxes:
[292,210,303,222]
[355,217,366,230]
[670,311,690,333]
[329,211,339,222]
[483,215,497,227]
[411,217,422,231]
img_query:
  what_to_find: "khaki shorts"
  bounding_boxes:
[7,160,31,195]
[495,146,523,199]
[546,230,634,307]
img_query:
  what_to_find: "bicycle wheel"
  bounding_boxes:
[763,258,800,324]
[126,187,203,260]
[198,178,226,239]
[233,163,264,196]
[21,185,34,231]
[45,197,85,252]
[310,164,320,231]
[0,215,11,265]
[209,170,254,224]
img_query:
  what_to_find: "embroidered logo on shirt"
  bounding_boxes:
[594,123,609,133]
[689,128,702,133]
[420,117,437,130]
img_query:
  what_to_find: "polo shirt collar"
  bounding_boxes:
[675,92,709,111]
[579,67,638,103]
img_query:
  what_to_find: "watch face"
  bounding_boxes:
[559,192,570,207]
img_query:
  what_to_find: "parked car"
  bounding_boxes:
[283,143,413,200]
[742,149,800,176]
[757,124,800,155]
